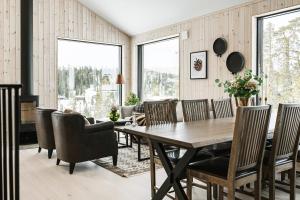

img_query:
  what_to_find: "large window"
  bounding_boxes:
[138,37,179,100]
[258,10,300,107]
[57,39,121,118]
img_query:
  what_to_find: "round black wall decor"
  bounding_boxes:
[213,38,227,57]
[226,52,245,74]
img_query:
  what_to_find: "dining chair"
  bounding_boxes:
[210,98,234,157]
[211,98,234,119]
[263,103,300,200]
[144,100,179,199]
[182,99,210,122]
[182,99,222,197]
[186,105,272,200]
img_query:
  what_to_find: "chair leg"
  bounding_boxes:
[112,155,118,166]
[255,175,262,200]
[38,147,41,153]
[48,149,53,159]
[149,142,156,198]
[56,159,60,166]
[227,186,235,200]
[186,171,192,200]
[281,172,286,182]
[69,163,75,174]
[218,186,224,200]
[213,184,218,199]
[207,182,212,200]
[289,168,296,200]
[269,173,275,200]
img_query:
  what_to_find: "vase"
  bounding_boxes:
[238,97,250,106]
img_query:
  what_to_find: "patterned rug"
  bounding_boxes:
[93,143,161,177]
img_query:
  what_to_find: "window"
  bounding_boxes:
[57,39,121,118]
[257,10,300,107]
[138,37,179,100]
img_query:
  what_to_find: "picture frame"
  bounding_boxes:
[190,51,208,79]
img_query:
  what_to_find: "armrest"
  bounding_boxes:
[84,121,114,134]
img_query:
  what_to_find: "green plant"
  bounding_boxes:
[215,69,264,98]
[125,92,140,106]
[109,105,120,121]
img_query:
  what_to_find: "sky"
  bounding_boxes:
[264,10,300,30]
[57,39,120,70]
[143,37,179,74]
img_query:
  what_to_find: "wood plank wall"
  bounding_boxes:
[0,0,20,84]
[131,0,300,101]
[33,0,131,108]
[0,0,131,108]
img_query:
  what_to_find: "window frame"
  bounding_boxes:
[137,36,180,100]
[256,8,300,104]
[56,38,123,107]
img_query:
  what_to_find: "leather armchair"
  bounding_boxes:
[36,108,57,158]
[51,112,118,174]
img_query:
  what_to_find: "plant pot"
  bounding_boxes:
[238,97,250,106]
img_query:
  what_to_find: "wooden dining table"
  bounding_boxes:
[122,116,276,200]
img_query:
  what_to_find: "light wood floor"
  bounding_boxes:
[20,148,300,200]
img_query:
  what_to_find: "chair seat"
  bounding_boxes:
[188,156,256,180]
[263,150,291,166]
[167,149,214,165]
[204,142,232,157]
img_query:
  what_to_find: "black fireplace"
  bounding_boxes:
[20,0,38,144]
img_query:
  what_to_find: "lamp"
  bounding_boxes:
[116,74,125,84]
[116,74,125,106]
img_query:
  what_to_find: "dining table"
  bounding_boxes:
[122,115,276,200]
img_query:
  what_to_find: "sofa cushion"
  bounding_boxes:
[120,105,135,118]
[134,103,144,113]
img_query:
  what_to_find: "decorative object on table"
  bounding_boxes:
[109,105,120,122]
[190,51,207,79]
[125,92,140,106]
[226,52,245,74]
[213,38,227,57]
[215,69,264,106]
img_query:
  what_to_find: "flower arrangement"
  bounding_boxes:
[125,92,140,106]
[109,105,120,122]
[215,69,264,105]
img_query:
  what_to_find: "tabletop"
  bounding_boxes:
[123,116,276,149]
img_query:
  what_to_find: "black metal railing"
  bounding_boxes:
[0,84,22,200]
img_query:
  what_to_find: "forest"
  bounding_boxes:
[262,15,300,106]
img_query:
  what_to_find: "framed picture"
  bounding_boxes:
[190,51,207,79]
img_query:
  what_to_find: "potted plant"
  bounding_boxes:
[215,69,264,106]
[125,92,140,106]
[109,105,120,122]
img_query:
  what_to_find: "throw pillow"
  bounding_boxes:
[63,109,91,125]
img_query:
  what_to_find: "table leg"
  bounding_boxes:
[137,137,150,161]
[152,141,197,200]
[129,135,133,147]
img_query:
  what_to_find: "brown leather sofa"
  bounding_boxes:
[36,108,57,159]
[51,111,118,174]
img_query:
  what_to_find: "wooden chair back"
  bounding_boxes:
[228,105,272,179]
[181,99,210,122]
[144,100,177,126]
[211,98,234,119]
[269,104,300,163]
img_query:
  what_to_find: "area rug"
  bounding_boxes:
[93,143,161,177]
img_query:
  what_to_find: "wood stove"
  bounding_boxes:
[20,0,38,144]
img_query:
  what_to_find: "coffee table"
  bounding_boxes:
[96,118,133,148]
[115,125,150,162]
